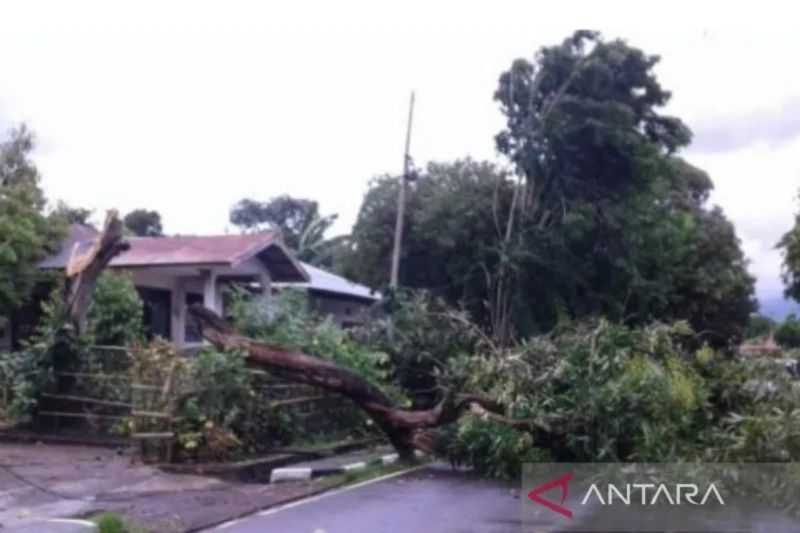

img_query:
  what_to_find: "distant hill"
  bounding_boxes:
[759,296,800,320]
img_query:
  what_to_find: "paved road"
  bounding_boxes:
[212,465,526,533]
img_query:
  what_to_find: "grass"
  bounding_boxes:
[92,512,151,533]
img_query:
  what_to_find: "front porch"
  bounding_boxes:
[128,262,272,348]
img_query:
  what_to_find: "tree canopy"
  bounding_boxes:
[0,125,62,316]
[778,191,800,303]
[229,195,342,266]
[123,209,163,237]
[343,32,755,346]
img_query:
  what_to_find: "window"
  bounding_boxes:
[138,287,172,341]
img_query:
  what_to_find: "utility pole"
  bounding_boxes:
[390,91,415,290]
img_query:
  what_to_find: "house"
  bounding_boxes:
[24,224,379,348]
[282,262,380,329]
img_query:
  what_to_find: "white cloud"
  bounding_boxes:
[1,1,799,306]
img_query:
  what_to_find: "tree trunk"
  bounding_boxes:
[65,210,129,333]
[187,305,502,461]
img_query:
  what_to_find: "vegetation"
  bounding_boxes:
[1,30,798,484]
[229,194,346,267]
[745,313,776,340]
[343,32,755,347]
[0,125,64,317]
[87,272,145,346]
[93,512,150,533]
[775,314,800,348]
[123,208,163,237]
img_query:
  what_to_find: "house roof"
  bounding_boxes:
[39,224,309,282]
[280,262,380,302]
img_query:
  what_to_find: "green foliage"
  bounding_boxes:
[93,512,149,533]
[352,289,485,407]
[0,125,64,315]
[745,313,776,340]
[776,314,800,348]
[173,348,251,461]
[778,191,800,302]
[441,320,713,476]
[701,357,800,462]
[445,418,551,480]
[49,200,93,225]
[87,272,145,346]
[341,33,755,347]
[229,195,343,266]
[0,286,85,422]
[123,209,163,237]
[94,513,128,533]
[229,288,394,388]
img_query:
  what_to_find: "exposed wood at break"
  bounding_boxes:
[65,210,130,333]
[187,304,513,461]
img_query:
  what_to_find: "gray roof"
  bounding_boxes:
[282,262,381,302]
[38,224,99,269]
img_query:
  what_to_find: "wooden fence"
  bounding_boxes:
[26,346,367,462]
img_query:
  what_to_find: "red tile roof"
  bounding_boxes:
[40,225,308,282]
[112,232,280,267]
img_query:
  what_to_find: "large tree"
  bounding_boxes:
[778,191,800,303]
[124,209,163,237]
[0,125,62,316]
[229,195,341,266]
[343,159,514,323]
[344,32,755,346]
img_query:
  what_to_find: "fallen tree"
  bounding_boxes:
[187,304,517,461]
[64,210,129,332]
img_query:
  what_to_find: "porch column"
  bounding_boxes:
[260,270,272,308]
[170,278,186,346]
[202,269,222,314]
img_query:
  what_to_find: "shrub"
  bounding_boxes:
[776,314,800,348]
[87,272,145,346]
[442,320,711,476]
[445,417,551,479]
[229,288,396,394]
[701,357,800,462]
[352,289,484,407]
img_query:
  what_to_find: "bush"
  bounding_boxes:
[352,289,484,407]
[744,313,776,340]
[700,357,800,462]
[87,272,145,346]
[776,314,800,348]
[441,320,714,476]
[229,288,396,394]
[445,418,551,479]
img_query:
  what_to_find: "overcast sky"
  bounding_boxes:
[1,1,799,309]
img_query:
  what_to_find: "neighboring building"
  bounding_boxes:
[282,262,380,328]
[739,333,781,358]
[25,224,379,348]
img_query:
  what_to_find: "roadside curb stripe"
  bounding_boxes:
[256,463,428,519]
[269,453,403,483]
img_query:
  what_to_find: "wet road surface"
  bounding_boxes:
[210,464,525,533]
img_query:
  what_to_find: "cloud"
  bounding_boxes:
[690,100,800,153]
[687,136,800,304]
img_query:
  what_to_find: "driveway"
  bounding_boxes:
[0,441,333,532]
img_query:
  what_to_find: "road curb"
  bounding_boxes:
[270,452,403,483]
